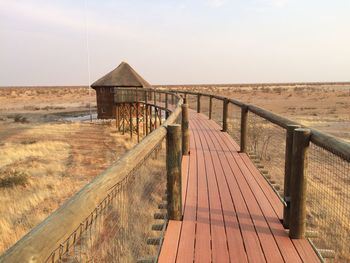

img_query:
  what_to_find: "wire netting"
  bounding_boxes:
[211,98,224,128]
[227,102,241,148]
[47,140,167,263]
[246,112,286,198]
[199,95,210,117]
[306,143,350,262]
[186,94,197,112]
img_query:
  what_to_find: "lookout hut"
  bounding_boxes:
[91,61,151,119]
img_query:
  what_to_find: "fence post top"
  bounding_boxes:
[181,103,189,108]
[294,128,311,133]
[167,124,181,129]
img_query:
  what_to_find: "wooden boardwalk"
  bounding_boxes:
[158,111,320,263]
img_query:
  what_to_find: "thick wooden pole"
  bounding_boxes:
[182,104,190,155]
[222,98,228,132]
[289,128,311,239]
[197,94,201,113]
[145,92,149,135]
[283,124,301,228]
[116,106,119,130]
[166,124,182,220]
[171,94,175,105]
[209,96,213,120]
[240,105,248,153]
[136,103,140,143]
[129,103,133,138]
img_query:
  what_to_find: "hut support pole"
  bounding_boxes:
[136,102,140,143]
[145,92,149,135]
[129,103,133,139]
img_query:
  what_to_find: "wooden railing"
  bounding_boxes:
[0,88,186,263]
[174,90,350,261]
[1,88,349,262]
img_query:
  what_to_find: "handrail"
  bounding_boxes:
[0,88,183,263]
[174,90,350,161]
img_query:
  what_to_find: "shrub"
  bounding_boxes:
[0,171,28,188]
[14,115,28,123]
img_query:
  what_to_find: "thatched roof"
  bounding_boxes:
[91,62,151,88]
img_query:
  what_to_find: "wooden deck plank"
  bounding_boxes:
[204,115,284,220]
[191,117,267,263]
[195,117,285,263]
[182,156,190,213]
[193,118,248,263]
[159,110,320,263]
[192,119,211,263]
[194,121,230,263]
[292,239,321,263]
[175,128,197,263]
[158,220,182,263]
[203,116,301,263]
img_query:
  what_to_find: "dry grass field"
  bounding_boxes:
[0,86,136,254]
[0,84,349,260]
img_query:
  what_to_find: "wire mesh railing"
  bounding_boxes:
[246,111,287,198]
[48,140,166,263]
[0,89,184,263]
[307,143,350,262]
[211,97,223,128]
[175,90,350,262]
[227,102,241,149]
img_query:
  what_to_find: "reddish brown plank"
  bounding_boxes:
[192,117,267,263]
[158,220,182,263]
[176,132,197,263]
[292,239,321,263]
[182,156,189,213]
[197,117,284,263]
[194,121,230,263]
[192,124,211,263]
[193,118,248,262]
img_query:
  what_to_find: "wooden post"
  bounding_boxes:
[150,106,153,132]
[115,106,119,130]
[136,103,140,143]
[283,124,301,229]
[172,94,175,105]
[165,93,168,109]
[289,128,311,239]
[209,96,213,120]
[159,109,162,125]
[122,104,125,135]
[197,94,201,113]
[145,92,149,135]
[240,105,248,153]
[129,103,133,138]
[154,90,156,106]
[182,104,190,155]
[222,98,228,132]
[166,124,182,220]
[154,108,158,129]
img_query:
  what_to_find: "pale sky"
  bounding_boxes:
[0,0,349,86]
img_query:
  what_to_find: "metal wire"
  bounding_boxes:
[306,143,350,262]
[47,139,167,263]
[227,102,241,148]
[246,112,286,197]
[211,98,223,127]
